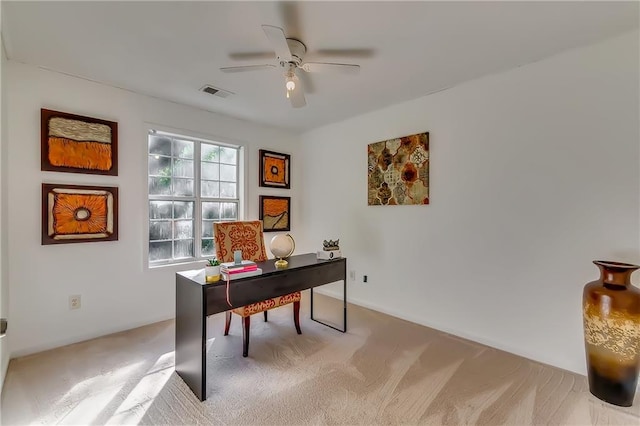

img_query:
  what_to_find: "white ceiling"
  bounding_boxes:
[3,1,638,132]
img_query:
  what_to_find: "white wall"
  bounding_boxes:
[299,31,639,375]
[0,1,10,390]
[6,62,301,356]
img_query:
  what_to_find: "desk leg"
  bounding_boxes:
[310,268,347,332]
[175,275,207,401]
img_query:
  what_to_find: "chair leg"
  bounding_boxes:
[224,311,232,336]
[264,311,268,322]
[242,316,251,357]
[293,300,302,334]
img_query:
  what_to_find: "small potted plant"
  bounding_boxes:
[205,258,221,283]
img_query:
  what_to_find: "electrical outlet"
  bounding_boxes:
[69,295,81,310]
[363,275,368,283]
[349,270,356,281]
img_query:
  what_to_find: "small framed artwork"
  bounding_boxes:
[259,149,290,189]
[259,195,291,232]
[41,109,118,175]
[42,183,118,245]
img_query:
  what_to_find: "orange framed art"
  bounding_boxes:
[41,109,118,175]
[259,149,290,189]
[42,183,118,245]
[259,195,290,232]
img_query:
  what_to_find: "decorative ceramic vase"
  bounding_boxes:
[582,260,640,407]
[205,265,221,283]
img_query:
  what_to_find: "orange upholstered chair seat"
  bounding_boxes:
[232,291,302,317]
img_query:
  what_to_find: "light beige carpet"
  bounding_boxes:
[2,292,639,425]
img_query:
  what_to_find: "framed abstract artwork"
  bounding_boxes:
[259,195,291,232]
[367,132,429,206]
[41,109,118,175]
[259,149,290,189]
[42,183,118,245]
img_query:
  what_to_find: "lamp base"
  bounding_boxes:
[274,258,289,269]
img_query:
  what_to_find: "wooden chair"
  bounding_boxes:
[214,220,301,357]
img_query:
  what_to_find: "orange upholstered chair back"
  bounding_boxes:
[214,221,268,263]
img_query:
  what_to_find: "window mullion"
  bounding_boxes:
[194,141,202,259]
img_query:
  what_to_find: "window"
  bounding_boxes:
[147,130,241,265]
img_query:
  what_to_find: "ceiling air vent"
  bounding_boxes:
[200,85,234,98]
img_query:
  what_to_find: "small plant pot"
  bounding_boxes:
[205,265,221,283]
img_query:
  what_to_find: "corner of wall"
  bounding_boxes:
[0,0,10,394]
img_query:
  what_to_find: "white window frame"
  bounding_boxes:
[144,125,247,268]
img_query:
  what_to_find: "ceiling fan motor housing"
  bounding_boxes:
[280,38,306,67]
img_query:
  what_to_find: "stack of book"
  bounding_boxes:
[221,260,262,280]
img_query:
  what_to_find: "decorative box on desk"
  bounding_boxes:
[318,238,341,260]
[317,250,342,260]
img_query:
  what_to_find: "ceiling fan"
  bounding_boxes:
[220,25,363,108]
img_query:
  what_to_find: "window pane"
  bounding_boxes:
[201,180,220,198]
[173,159,194,178]
[173,201,193,219]
[149,135,171,156]
[201,238,215,257]
[220,147,237,165]
[174,220,193,239]
[173,139,194,159]
[150,201,172,219]
[220,164,236,182]
[149,220,172,241]
[148,132,240,265]
[173,178,194,196]
[149,241,172,262]
[201,162,219,180]
[220,182,236,198]
[174,240,194,259]
[202,144,219,162]
[148,155,171,176]
[202,202,220,220]
[201,220,215,238]
[221,202,237,220]
[148,177,172,195]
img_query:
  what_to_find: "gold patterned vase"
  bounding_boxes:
[582,260,640,406]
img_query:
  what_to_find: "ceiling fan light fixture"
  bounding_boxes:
[286,77,296,91]
[221,24,362,109]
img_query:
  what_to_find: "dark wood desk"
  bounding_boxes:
[175,253,347,401]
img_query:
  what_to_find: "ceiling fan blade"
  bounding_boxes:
[296,69,315,94]
[262,25,292,62]
[228,51,275,61]
[220,64,276,73]
[315,48,375,59]
[301,62,360,74]
[278,1,304,41]
[288,77,306,108]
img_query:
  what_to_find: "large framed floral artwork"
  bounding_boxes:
[42,183,118,245]
[41,109,118,175]
[259,149,290,189]
[367,132,429,205]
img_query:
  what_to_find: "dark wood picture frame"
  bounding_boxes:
[259,195,291,232]
[41,108,118,175]
[259,149,290,189]
[42,183,119,245]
